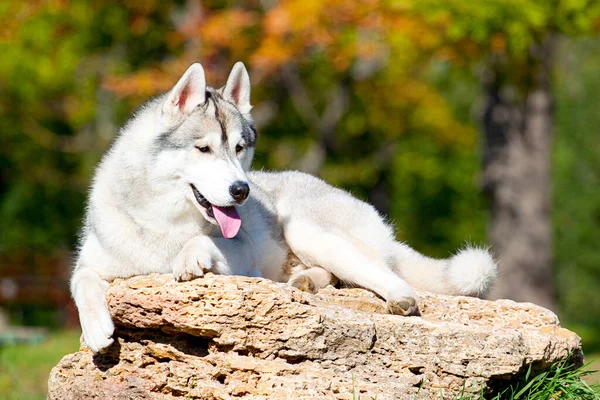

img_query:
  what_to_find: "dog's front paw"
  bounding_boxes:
[172,245,212,281]
[73,269,115,353]
[387,296,419,316]
[79,297,115,353]
[82,319,114,353]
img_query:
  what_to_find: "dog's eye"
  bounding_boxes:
[235,144,244,153]
[196,146,210,154]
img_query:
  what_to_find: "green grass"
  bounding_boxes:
[452,356,600,400]
[0,329,80,400]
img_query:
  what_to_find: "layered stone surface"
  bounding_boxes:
[48,274,582,399]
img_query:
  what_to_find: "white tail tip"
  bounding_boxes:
[448,247,498,297]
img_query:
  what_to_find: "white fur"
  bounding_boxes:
[72,63,283,352]
[221,61,253,115]
[389,243,498,296]
[447,247,498,296]
[250,170,498,304]
[162,63,207,117]
[72,62,498,353]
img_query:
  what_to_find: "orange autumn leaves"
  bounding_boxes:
[104,0,443,93]
[103,0,475,156]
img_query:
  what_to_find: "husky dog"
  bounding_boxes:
[71,62,497,353]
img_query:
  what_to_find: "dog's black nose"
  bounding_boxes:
[229,181,250,203]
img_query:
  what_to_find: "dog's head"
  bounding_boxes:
[151,62,256,238]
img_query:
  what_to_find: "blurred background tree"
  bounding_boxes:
[0,0,599,355]
[405,0,600,309]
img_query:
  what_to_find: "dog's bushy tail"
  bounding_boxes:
[393,243,498,297]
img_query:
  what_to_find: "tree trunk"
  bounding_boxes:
[483,38,556,310]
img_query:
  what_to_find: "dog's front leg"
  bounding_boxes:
[71,267,114,352]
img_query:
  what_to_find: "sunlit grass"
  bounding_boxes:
[0,329,80,400]
[452,356,600,400]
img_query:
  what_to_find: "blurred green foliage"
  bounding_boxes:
[554,37,600,336]
[0,1,598,346]
[0,1,179,252]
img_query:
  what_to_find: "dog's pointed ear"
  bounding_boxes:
[162,63,207,119]
[221,62,252,115]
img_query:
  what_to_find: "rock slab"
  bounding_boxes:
[48,274,582,399]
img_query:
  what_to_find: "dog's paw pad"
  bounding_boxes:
[387,297,418,316]
[288,274,316,294]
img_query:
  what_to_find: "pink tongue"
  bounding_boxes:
[212,206,241,238]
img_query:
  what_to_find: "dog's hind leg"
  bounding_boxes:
[287,267,338,294]
[283,220,418,315]
[71,267,114,352]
